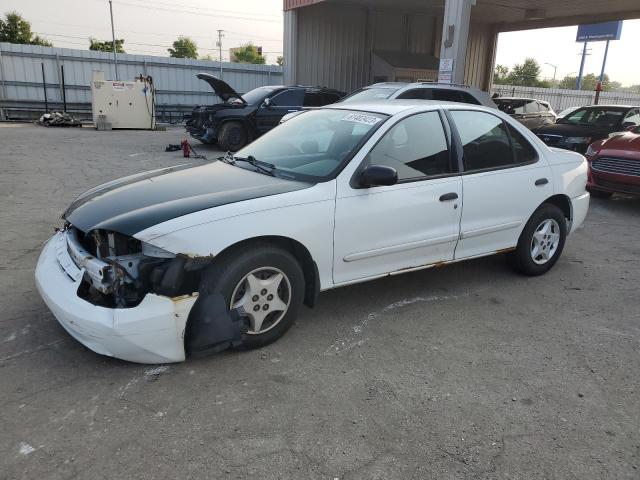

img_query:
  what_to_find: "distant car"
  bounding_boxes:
[339,82,497,108]
[494,97,557,129]
[186,74,344,151]
[533,105,640,154]
[585,126,640,198]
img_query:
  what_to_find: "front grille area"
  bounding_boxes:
[592,157,640,177]
[593,178,640,195]
[74,228,141,259]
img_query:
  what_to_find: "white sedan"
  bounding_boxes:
[35,100,590,363]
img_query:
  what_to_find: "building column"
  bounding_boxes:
[283,9,298,85]
[439,0,473,84]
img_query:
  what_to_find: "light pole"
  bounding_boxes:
[109,0,118,80]
[544,62,557,83]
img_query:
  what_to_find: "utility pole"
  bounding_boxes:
[575,42,589,90]
[216,29,224,79]
[109,0,119,80]
[544,62,558,83]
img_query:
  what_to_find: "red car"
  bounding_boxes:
[585,128,640,198]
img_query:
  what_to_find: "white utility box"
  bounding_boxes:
[91,70,156,130]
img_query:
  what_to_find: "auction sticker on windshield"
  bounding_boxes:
[341,113,382,126]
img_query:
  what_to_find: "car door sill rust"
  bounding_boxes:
[460,221,522,240]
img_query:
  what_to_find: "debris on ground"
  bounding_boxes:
[165,144,181,152]
[35,112,82,127]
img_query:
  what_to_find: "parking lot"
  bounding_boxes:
[1,123,639,479]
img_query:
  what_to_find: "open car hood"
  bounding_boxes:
[196,73,245,104]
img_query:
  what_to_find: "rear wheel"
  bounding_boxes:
[198,244,305,350]
[217,121,248,152]
[507,204,567,276]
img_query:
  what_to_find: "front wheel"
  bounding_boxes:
[507,204,567,276]
[217,121,248,152]
[197,244,305,350]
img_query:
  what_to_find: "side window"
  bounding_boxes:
[537,102,549,112]
[366,111,451,181]
[270,89,304,107]
[432,89,462,103]
[450,110,513,171]
[623,109,640,126]
[507,124,537,163]
[303,92,324,107]
[524,101,540,113]
[458,92,481,105]
[323,93,342,104]
[397,89,429,100]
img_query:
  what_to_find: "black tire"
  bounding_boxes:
[588,188,614,199]
[197,244,305,350]
[507,204,567,276]
[217,121,248,152]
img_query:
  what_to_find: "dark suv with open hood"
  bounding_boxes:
[186,73,344,151]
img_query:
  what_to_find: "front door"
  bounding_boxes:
[255,89,304,135]
[333,110,462,284]
[447,110,554,259]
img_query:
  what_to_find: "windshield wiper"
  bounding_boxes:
[217,152,278,177]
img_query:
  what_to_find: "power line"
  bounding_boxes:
[106,0,281,19]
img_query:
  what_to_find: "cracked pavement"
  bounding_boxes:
[0,123,639,479]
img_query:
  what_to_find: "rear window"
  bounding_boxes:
[340,87,398,103]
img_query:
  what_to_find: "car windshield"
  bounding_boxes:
[241,86,276,105]
[561,107,626,127]
[234,109,388,181]
[340,87,399,103]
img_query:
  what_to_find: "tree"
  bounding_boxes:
[89,38,125,53]
[0,12,52,46]
[493,64,509,84]
[168,36,198,59]
[506,58,543,87]
[558,73,618,91]
[232,43,266,64]
[276,55,284,66]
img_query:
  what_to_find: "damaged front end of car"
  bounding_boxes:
[59,225,247,357]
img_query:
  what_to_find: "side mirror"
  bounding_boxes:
[262,98,272,108]
[622,122,636,131]
[360,164,398,188]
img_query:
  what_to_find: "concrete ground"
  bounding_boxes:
[0,123,639,480]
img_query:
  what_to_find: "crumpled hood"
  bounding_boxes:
[63,162,311,236]
[196,73,245,103]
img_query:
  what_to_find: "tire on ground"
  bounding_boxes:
[197,243,305,350]
[217,121,248,152]
[507,203,567,276]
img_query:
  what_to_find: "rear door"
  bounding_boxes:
[333,110,462,284]
[255,89,304,134]
[448,109,553,259]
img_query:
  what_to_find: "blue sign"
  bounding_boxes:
[576,21,623,42]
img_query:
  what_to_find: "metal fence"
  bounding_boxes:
[0,42,283,122]
[492,84,640,112]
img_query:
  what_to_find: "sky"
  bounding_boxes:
[495,20,640,87]
[0,0,284,63]
[0,1,638,86]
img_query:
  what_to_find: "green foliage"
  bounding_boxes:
[507,58,543,87]
[493,64,510,84]
[168,36,198,59]
[0,11,52,46]
[89,38,125,53]
[232,43,266,64]
[558,73,618,91]
[276,55,284,67]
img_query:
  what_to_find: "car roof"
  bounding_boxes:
[323,99,491,115]
[577,104,636,110]
[495,97,540,102]
[367,82,484,92]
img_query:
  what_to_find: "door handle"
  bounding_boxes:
[535,178,549,186]
[439,192,458,201]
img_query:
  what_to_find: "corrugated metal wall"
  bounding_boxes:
[463,23,497,90]
[295,3,370,93]
[0,42,283,119]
